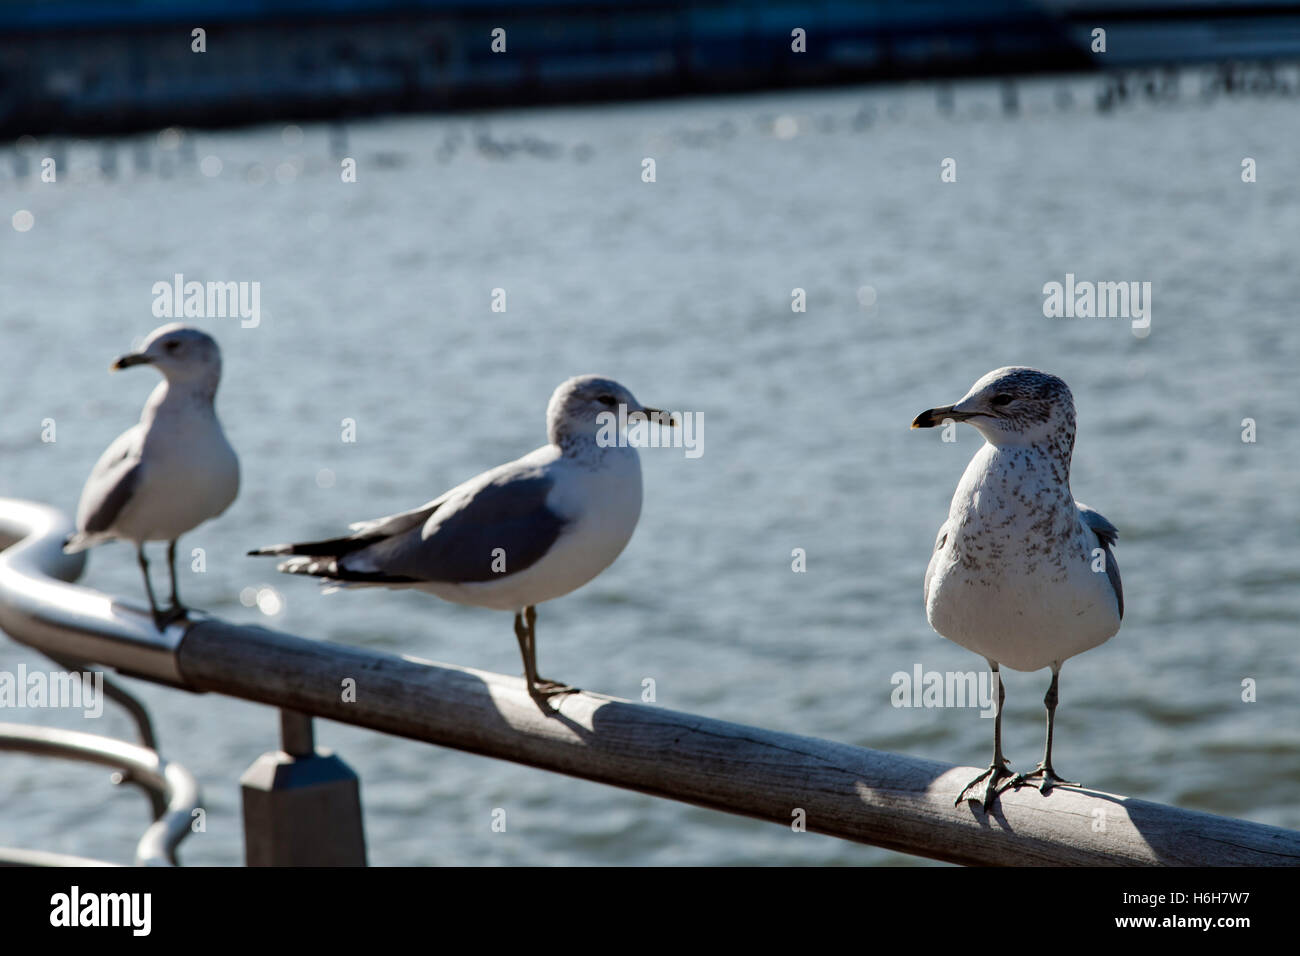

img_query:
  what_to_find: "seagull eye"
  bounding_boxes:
[990,394,1013,406]
[164,341,181,354]
[597,395,618,407]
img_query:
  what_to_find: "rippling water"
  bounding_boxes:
[1,72,1297,865]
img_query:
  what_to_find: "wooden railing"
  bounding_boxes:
[2,497,1297,867]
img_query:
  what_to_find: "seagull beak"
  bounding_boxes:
[111,352,151,371]
[641,406,678,427]
[911,404,971,429]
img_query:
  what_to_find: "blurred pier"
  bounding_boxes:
[4,0,1300,136]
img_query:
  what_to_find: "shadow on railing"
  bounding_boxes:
[1,497,1298,867]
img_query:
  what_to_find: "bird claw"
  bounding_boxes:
[1008,764,1080,796]
[529,679,578,701]
[955,761,1016,811]
[151,605,189,629]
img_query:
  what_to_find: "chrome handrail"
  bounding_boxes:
[0,499,190,687]
[0,722,200,866]
[0,498,201,865]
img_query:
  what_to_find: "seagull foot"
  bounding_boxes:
[152,605,189,629]
[529,679,579,701]
[1009,764,1080,796]
[955,761,1015,811]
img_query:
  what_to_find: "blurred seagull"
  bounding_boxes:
[65,324,240,627]
[249,375,675,703]
[911,367,1122,809]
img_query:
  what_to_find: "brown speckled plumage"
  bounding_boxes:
[914,367,1124,805]
[918,367,1121,673]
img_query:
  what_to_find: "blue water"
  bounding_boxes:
[1,72,1297,865]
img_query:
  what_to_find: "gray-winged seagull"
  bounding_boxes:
[249,375,675,703]
[911,367,1123,809]
[64,324,240,626]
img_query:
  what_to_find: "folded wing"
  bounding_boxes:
[250,461,568,586]
[64,425,145,552]
[1078,502,1123,619]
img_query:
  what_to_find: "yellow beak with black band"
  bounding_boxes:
[111,352,152,371]
[911,405,976,429]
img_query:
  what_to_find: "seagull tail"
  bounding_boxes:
[261,551,423,588]
[276,555,342,578]
[63,531,96,555]
[247,543,290,557]
[247,532,381,559]
[250,532,415,585]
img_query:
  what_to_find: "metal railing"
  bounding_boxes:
[2,496,1298,867]
[0,721,199,866]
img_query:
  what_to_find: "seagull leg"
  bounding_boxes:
[135,544,165,625]
[522,605,577,699]
[163,540,190,621]
[1009,665,1080,795]
[142,540,189,628]
[513,610,534,682]
[956,661,1016,810]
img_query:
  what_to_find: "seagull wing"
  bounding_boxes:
[923,520,950,611]
[344,494,465,538]
[1078,503,1123,619]
[251,454,568,586]
[65,425,145,552]
[248,498,443,560]
[344,463,567,584]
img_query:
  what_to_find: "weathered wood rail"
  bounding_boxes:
[2,498,1298,866]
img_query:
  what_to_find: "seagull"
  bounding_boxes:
[249,375,675,703]
[64,324,240,627]
[911,367,1122,809]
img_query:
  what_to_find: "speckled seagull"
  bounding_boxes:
[912,367,1123,809]
[249,375,674,703]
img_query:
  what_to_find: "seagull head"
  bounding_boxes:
[547,375,675,447]
[113,324,223,390]
[911,366,1076,448]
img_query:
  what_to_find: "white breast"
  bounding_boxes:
[116,408,240,543]
[924,444,1120,672]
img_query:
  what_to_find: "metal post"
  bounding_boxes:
[240,709,367,866]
